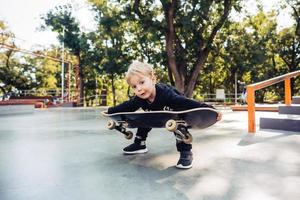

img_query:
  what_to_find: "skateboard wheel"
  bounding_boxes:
[183,133,193,144]
[107,121,116,130]
[166,119,177,132]
[125,131,133,140]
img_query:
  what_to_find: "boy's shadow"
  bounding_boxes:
[98,152,203,200]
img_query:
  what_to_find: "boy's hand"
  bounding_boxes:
[216,112,222,121]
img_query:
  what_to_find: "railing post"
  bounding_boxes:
[247,86,256,133]
[284,78,291,106]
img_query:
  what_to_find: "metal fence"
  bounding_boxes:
[0,89,244,106]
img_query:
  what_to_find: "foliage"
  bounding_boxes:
[25,48,61,91]
[121,0,242,97]
[2,1,300,105]
[0,21,35,97]
[88,0,136,105]
[203,9,290,102]
[41,6,89,103]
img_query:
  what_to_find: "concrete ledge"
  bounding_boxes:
[0,100,45,108]
[260,117,300,132]
[279,105,300,115]
[292,96,300,104]
[0,105,34,115]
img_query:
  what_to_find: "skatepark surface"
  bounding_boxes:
[0,107,299,200]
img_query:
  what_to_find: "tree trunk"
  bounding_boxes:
[74,55,84,106]
[164,0,232,97]
[110,73,116,106]
[136,0,233,97]
[185,51,209,97]
[78,56,84,106]
[164,0,185,93]
[167,66,175,86]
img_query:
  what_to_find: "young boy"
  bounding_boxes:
[107,60,222,169]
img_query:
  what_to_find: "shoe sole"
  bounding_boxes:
[123,148,148,155]
[176,162,193,169]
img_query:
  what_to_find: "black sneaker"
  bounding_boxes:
[176,151,193,169]
[123,142,148,155]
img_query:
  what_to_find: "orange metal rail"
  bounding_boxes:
[247,70,300,133]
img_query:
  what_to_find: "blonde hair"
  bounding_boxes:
[125,60,156,83]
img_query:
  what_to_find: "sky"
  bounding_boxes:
[0,0,97,49]
[0,0,294,50]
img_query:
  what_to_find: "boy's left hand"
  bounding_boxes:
[216,112,222,121]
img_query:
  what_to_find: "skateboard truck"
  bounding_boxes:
[107,121,133,140]
[166,119,193,144]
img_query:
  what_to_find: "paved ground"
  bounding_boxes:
[0,107,299,200]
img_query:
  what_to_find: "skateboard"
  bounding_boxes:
[101,108,219,144]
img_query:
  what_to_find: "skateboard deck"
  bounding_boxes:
[101,108,219,144]
[102,107,218,129]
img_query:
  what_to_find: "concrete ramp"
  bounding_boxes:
[0,104,34,115]
[0,108,299,200]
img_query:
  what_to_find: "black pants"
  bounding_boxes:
[135,128,192,152]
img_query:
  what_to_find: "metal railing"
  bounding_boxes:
[247,70,300,133]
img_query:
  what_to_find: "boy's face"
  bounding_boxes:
[128,74,156,102]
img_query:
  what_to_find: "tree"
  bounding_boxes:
[0,50,37,98]
[0,21,35,98]
[276,0,300,95]
[25,48,61,92]
[127,0,241,97]
[88,1,134,105]
[201,8,284,102]
[41,5,89,104]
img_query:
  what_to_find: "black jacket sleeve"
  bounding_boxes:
[107,97,141,114]
[164,88,214,110]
